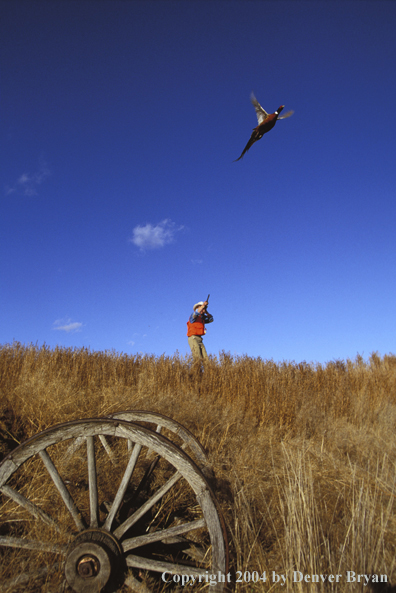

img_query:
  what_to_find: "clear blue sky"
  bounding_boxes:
[1,0,395,364]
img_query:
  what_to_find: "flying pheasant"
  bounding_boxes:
[234,93,294,161]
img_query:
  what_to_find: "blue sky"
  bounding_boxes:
[1,0,395,364]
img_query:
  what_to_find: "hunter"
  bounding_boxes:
[187,300,213,361]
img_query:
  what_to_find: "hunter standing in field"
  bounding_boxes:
[187,300,213,361]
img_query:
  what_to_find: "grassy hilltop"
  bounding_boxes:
[1,342,396,591]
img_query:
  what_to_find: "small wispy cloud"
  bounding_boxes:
[129,219,183,251]
[191,259,203,265]
[52,318,83,333]
[6,161,50,196]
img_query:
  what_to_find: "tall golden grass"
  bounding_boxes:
[1,342,396,591]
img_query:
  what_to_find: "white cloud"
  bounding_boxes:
[6,161,50,196]
[129,219,183,251]
[53,318,83,333]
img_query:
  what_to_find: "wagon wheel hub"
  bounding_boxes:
[77,555,100,578]
[65,529,124,592]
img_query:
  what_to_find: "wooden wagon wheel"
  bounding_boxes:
[0,418,228,593]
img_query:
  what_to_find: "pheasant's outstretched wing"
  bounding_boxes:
[278,110,294,120]
[234,130,259,161]
[250,93,269,124]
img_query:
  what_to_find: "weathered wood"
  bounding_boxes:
[39,449,86,531]
[86,436,99,528]
[126,554,210,577]
[0,484,60,531]
[64,435,84,457]
[66,434,118,466]
[103,442,142,532]
[0,420,117,483]
[197,489,228,576]
[63,411,211,475]
[0,535,66,554]
[122,517,206,551]
[129,454,159,504]
[98,434,117,466]
[109,410,211,474]
[114,471,181,539]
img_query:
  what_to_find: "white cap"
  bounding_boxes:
[193,301,204,310]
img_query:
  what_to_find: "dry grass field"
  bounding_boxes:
[1,342,396,592]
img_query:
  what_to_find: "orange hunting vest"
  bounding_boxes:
[187,316,206,337]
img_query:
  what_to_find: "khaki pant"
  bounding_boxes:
[188,335,208,361]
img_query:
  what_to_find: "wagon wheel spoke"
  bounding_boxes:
[145,424,162,459]
[126,554,210,577]
[103,442,142,531]
[98,434,118,466]
[39,449,86,531]
[66,434,118,467]
[0,484,60,531]
[65,435,84,457]
[0,535,67,554]
[127,454,160,507]
[86,436,99,527]
[122,517,206,551]
[114,471,182,539]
